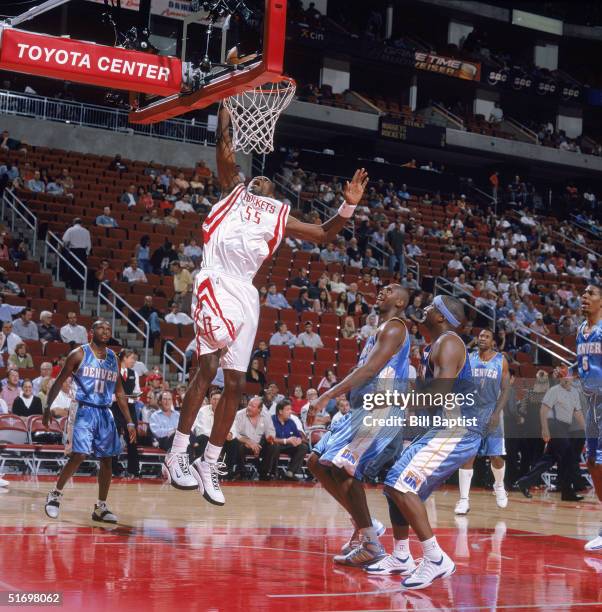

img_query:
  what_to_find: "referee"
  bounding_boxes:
[516,372,585,501]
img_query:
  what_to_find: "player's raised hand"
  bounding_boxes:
[343,168,369,206]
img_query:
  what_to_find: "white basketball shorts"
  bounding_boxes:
[191,269,259,372]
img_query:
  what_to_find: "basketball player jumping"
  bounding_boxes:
[577,283,602,552]
[455,328,510,515]
[308,284,410,568]
[164,104,369,505]
[383,295,486,590]
[43,320,136,522]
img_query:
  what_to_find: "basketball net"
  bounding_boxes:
[223,77,296,154]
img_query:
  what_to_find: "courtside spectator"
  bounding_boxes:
[61,218,91,289]
[9,343,33,369]
[27,170,45,193]
[165,303,193,325]
[270,322,297,348]
[297,321,323,348]
[0,267,22,296]
[272,400,309,480]
[301,388,330,428]
[95,258,117,288]
[234,396,278,481]
[138,296,162,341]
[331,397,351,427]
[292,288,313,313]
[246,358,266,387]
[1,368,21,410]
[123,258,148,284]
[96,206,119,228]
[12,380,43,417]
[265,283,291,309]
[109,154,128,172]
[48,376,74,417]
[60,313,88,345]
[13,308,38,341]
[32,362,52,395]
[38,311,60,343]
[149,391,180,451]
[0,296,24,323]
[0,321,22,355]
[171,261,192,295]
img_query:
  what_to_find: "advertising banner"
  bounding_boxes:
[0,29,183,96]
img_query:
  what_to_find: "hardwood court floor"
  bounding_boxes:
[0,476,601,611]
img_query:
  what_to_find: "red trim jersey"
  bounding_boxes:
[201,183,290,281]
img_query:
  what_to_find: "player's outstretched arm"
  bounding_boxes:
[314,319,406,411]
[285,168,368,244]
[216,105,243,194]
[42,347,83,427]
[115,375,136,443]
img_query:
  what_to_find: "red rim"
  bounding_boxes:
[242,76,296,95]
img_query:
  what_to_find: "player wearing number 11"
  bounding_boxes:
[164,104,369,506]
[42,320,136,523]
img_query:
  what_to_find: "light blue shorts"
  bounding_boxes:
[585,394,602,464]
[318,405,405,481]
[385,426,482,500]
[66,403,122,458]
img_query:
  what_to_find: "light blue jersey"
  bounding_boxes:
[470,350,505,455]
[577,318,602,464]
[577,319,602,393]
[386,331,484,499]
[73,344,119,408]
[319,318,410,480]
[66,344,121,458]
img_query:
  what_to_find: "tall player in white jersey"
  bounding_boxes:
[164,104,369,505]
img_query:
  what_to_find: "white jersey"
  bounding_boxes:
[201,183,290,281]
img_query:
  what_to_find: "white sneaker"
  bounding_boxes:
[333,539,386,567]
[163,452,198,490]
[0,475,8,487]
[401,552,456,590]
[454,498,470,515]
[191,459,227,506]
[341,518,386,555]
[92,502,117,524]
[44,490,63,519]
[494,485,508,509]
[364,553,417,576]
[584,533,602,552]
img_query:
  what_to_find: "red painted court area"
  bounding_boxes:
[0,524,600,611]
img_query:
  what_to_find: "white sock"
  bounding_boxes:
[393,538,410,558]
[204,442,222,464]
[359,526,378,544]
[421,536,442,561]
[492,463,506,488]
[96,499,106,507]
[458,469,473,500]
[170,430,190,454]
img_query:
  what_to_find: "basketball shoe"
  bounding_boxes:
[454,498,470,515]
[585,530,602,552]
[334,539,386,567]
[494,485,508,508]
[0,475,8,487]
[44,490,63,519]
[92,501,118,523]
[364,554,417,576]
[163,452,198,490]
[401,553,456,590]
[191,458,227,506]
[340,518,386,555]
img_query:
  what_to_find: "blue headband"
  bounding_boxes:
[433,295,461,328]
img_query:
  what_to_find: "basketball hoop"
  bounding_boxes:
[222,77,296,154]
